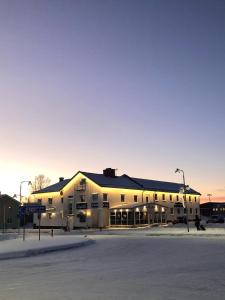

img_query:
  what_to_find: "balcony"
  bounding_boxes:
[76,185,86,192]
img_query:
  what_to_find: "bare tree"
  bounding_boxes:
[32,174,51,192]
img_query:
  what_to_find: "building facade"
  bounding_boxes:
[200,202,225,218]
[0,194,20,230]
[30,168,201,229]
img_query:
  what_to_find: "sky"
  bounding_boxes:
[0,0,224,202]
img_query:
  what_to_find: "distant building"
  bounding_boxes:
[200,202,225,217]
[30,168,201,229]
[0,194,20,230]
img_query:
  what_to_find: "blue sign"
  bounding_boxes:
[19,205,46,215]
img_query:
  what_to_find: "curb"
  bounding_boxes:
[0,238,94,261]
[145,233,225,238]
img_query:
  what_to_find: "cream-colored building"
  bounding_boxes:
[30,168,201,229]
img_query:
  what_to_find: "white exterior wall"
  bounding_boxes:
[30,173,200,228]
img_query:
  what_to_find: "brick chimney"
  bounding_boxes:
[103,168,116,177]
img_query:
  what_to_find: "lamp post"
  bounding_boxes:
[19,180,32,240]
[175,168,189,232]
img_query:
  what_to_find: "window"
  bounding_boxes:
[190,208,193,214]
[177,208,180,214]
[146,196,149,203]
[80,195,85,202]
[169,195,172,201]
[92,193,98,202]
[48,198,53,205]
[189,196,191,202]
[121,194,125,202]
[162,194,165,201]
[176,195,179,201]
[61,197,64,204]
[195,208,198,214]
[134,195,138,202]
[68,195,73,199]
[37,199,42,204]
[48,213,52,219]
[184,208,187,214]
[68,203,73,214]
[170,208,174,215]
[7,217,12,224]
[103,193,108,202]
[154,193,158,201]
[194,197,197,202]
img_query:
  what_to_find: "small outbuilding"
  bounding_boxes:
[0,194,20,230]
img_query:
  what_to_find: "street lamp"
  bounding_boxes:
[175,168,190,232]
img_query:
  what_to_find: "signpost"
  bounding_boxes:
[19,205,46,241]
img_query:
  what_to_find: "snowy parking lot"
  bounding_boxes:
[0,226,225,300]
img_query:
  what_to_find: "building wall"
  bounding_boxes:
[0,195,20,230]
[30,173,200,228]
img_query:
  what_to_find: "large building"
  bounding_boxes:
[30,168,201,229]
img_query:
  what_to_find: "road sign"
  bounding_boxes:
[19,205,46,215]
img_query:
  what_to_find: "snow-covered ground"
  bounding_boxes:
[0,226,225,300]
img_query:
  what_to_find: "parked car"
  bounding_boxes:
[206,215,224,223]
[172,216,187,224]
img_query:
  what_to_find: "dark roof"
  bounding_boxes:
[130,177,201,195]
[32,171,201,195]
[32,179,70,194]
[0,194,20,204]
[81,172,142,190]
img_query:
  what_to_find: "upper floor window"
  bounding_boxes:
[146,196,149,203]
[121,194,125,202]
[68,195,73,199]
[162,194,165,201]
[80,195,85,202]
[134,195,138,202]
[189,196,191,202]
[37,199,42,204]
[48,198,53,205]
[154,193,158,201]
[92,193,98,202]
[68,203,73,214]
[169,195,172,201]
[176,195,179,201]
[61,197,64,204]
[194,197,197,202]
[103,193,108,202]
